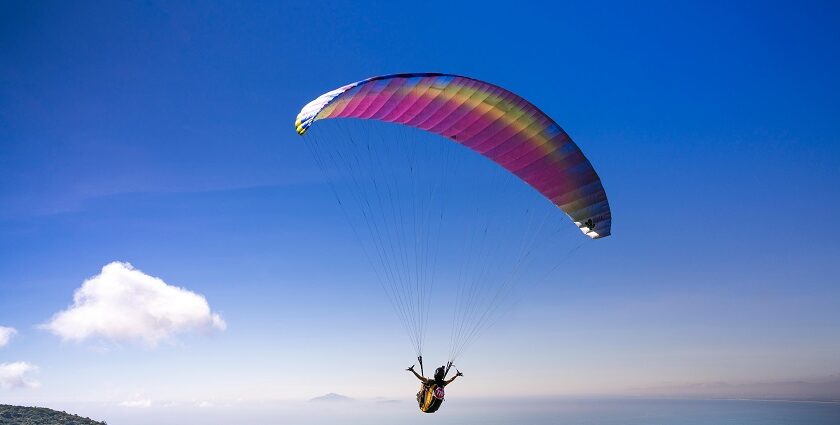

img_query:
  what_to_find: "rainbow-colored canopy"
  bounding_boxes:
[295,73,611,239]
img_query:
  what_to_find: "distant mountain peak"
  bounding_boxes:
[309,393,354,402]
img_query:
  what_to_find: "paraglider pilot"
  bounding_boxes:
[406,357,463,413]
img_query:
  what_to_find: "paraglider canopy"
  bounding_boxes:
[296,73,611,239]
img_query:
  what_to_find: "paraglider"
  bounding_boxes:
[406,360,462,413]
[295,73,611,412]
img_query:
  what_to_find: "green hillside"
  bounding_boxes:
[0,405,106,425]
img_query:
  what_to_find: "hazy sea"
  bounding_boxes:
[51,398,840,425]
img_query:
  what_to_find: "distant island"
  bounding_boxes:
[0,405,106,425]
[309,393,354,402]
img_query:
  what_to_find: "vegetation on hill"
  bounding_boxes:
[0,405,106,425]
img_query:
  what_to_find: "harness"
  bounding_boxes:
[419,382,445,413]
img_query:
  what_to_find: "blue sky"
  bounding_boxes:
[1,0,839,411]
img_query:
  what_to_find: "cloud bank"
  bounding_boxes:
[119,398,153,408]
[0,326,16,347]
[631,377,840,401]
[42,262,226,346]
[0,362,39,389]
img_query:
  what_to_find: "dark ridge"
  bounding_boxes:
[0,404,106,425]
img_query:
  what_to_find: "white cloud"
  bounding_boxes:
[0,326,17,347]
[119,398,153,408]
[0,362,39,389]
[41,262,226,346]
